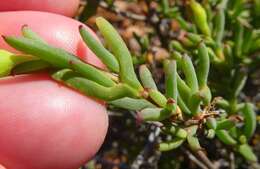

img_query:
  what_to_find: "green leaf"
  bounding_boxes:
[231,68,247,98]
[139,65,157,90]
[177,95,192,115]
[96,17,142,90]
[180,54,199,92]
[206,117,217,129]
[189,0,211,36]
[188,92,202,116]
[175,128,188,139]
[148,89,167,107]
[4,36,116,87]
[177,73,192,103]
[197,42,210,88]
[187,135,201,151]
[238,144,257,162]
[216,98,230,111]
[21,25,46,44]
[52,69,139,101]
[249,38,260,54]
[109,97,156,110]
[234,23,244,58]
[12,60,50,75]
[79,26,119,72]
[206,129,215,139]
[170,51,182,60]
[213,8,225,45]
[169,40,186,53]
[138,108,163,121]
[0,49,35,77]
[186,32,202,44]
[242,28,253,54]
[185,125,198,136]
[138,107,174,121]
[159,138,185,151]
[199,85,212,105]
[216,119,236,130]
[242,103,256,139]
[216,130,237,145]
[164,60,177,100]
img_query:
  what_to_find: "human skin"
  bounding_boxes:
[0,73,108,169]
[0,0,80,17]
[0,11,108,169]
[0,165,6,169]
[0,11,104,67]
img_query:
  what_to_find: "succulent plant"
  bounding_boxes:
[1,0,259,167]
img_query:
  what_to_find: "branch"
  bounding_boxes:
[197,150,217,169]
[230,152,235,169]
[131,125,161,169]
[183,148,208,169]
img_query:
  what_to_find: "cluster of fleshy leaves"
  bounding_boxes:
[152,0,260,163]
[0,4,258,166]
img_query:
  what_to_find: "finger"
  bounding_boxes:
[0,73,108,169]
[0,11,104,68]
[0,0,80,17]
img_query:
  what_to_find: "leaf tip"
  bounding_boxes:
[95,17,107,26]
[79,25,84,30]
[1,35,7,41]
[21,24,28,30]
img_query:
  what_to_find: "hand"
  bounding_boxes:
[0,11,108,169]
[0,0,80,17]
